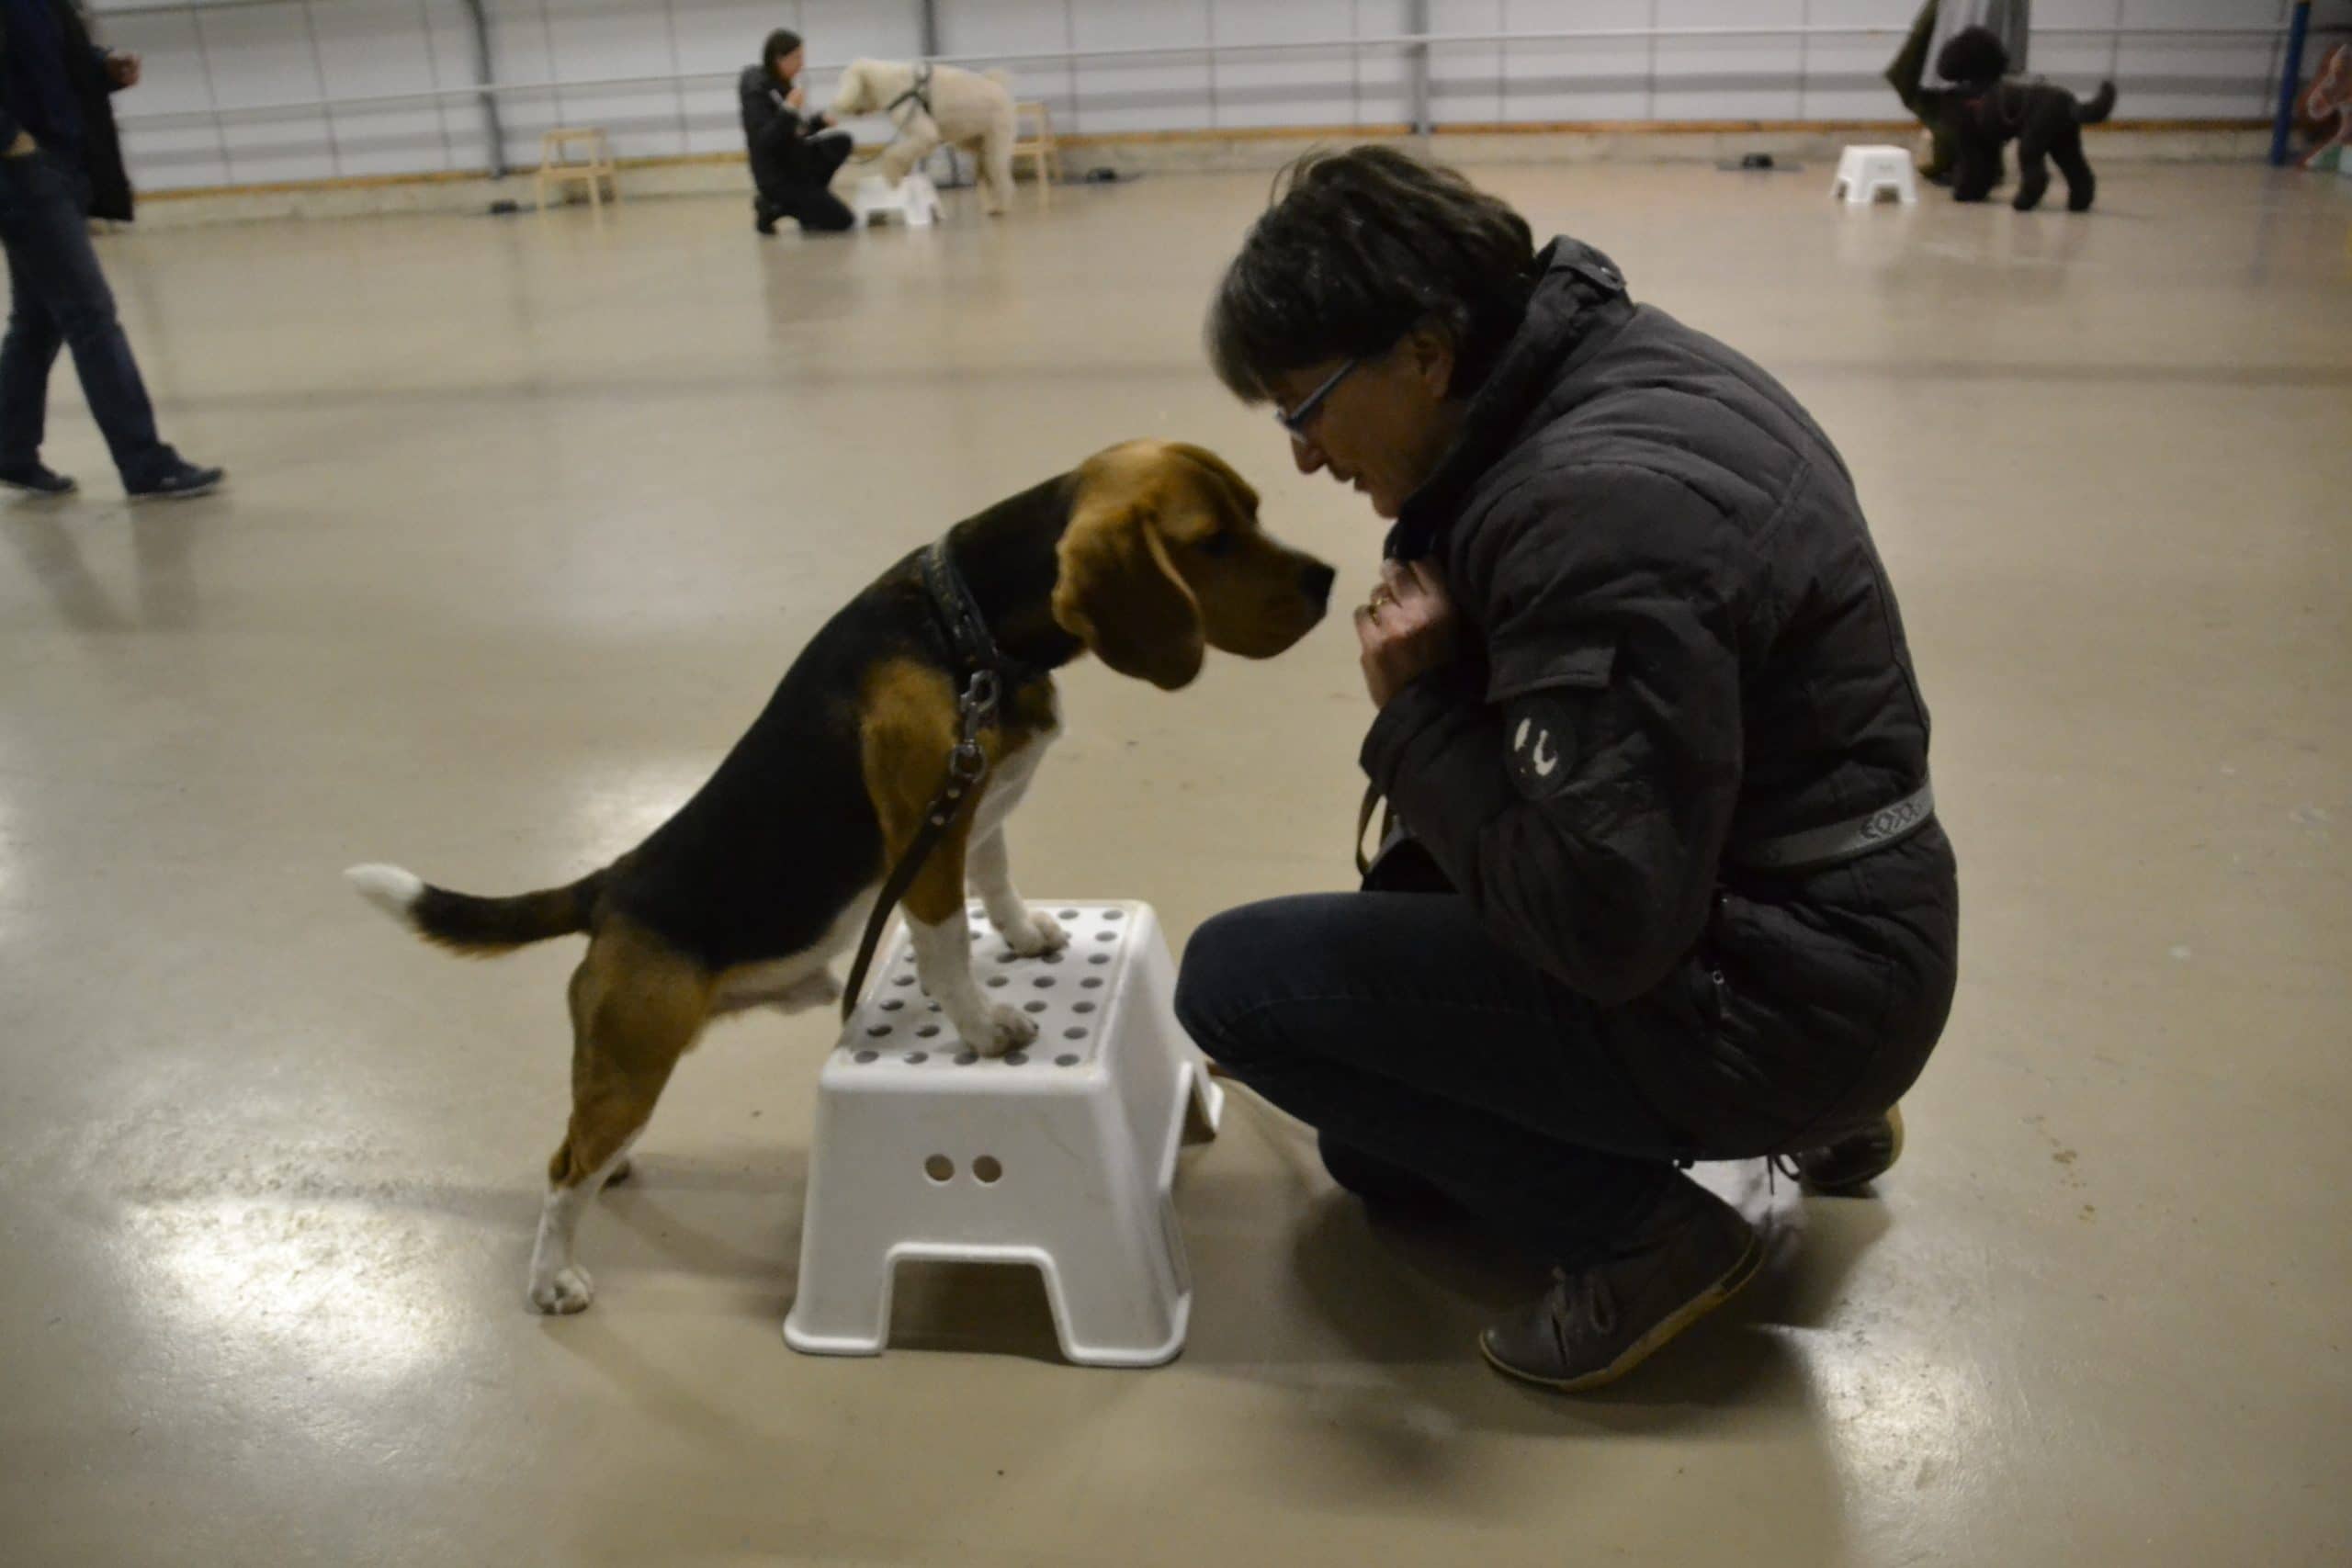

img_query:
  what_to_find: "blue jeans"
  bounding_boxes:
[1175,893,1690,1260]
[0,152,173,484]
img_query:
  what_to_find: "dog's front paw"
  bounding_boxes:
[966,1003,1039,1058]
[997,908,1068,958]
[528,1265,594,1314]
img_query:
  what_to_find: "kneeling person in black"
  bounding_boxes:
[741,28,853,235]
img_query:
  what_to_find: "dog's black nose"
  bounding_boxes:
[1302,561,1337,607]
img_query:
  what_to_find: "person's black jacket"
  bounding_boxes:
[0,0,134,220]
[738,63,818,176]
[1363,238,1959,1153]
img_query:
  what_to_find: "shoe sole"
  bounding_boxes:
[128,481,221,502]
[1804,1104,1905,1196]
[1,480,74,498]
[1478,1227,1766,1394]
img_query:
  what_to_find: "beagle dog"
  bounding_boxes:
[347,440,1334,1314]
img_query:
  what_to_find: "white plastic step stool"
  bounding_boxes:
[784,900,1221,1367]
[1830,144,1918,206]
[850,170,943,228]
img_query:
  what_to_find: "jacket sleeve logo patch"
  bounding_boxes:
[1508,700,1576,798]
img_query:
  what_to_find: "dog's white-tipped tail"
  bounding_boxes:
[343,863,600,953]
[346,863,426,928]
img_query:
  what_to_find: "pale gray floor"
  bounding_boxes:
[2,164,2346,1566]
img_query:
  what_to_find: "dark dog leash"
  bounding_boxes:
[1354,782,1395,877]
[839,537,1010,1020]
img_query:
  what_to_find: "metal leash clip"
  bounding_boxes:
[947,669,1000,787]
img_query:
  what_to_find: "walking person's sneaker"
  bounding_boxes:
[1480,1177,1762,1393]
[127,460,225,501]
[754,198,781,236]
[1791,1105,1905,1194]
[0,462,76,497]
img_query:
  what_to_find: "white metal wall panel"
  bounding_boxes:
[1651,0,1805,122]
[1069,0,1212,137]
[1427,0,1504,125]
[1498,0,1652,125]
[78,0,2322,194]
[1213,0,1359,131]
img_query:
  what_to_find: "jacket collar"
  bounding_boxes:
[1385,237,1632,562]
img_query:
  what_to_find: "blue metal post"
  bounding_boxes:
[2271,1,2312,167]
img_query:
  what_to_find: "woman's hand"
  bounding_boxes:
[1354,558,1459,708]
[785,85,807,110]
[107,53,142,90]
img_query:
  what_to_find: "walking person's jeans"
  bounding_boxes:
[0,152,173,485]
[1174,892,1696,1261]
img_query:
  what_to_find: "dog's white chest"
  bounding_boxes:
[970,716,1057,840]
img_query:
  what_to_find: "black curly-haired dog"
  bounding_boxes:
[1936,27,2117,211]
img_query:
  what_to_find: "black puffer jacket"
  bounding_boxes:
[739,64,817,169]
[1362,238,1959,1154]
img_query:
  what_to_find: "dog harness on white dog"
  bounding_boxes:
[884,62,935,133]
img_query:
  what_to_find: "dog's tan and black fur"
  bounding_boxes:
[350,440,1332,1313]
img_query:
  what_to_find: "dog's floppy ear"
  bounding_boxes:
[1052,492,1204,692]
[1169,442,1261,520]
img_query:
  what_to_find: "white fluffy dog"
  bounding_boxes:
[828,58,1019,215]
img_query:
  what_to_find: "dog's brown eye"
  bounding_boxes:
[1196,532,1238,558]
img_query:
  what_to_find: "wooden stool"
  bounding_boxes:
[1012,101,1060,206]
[535,128,620,213]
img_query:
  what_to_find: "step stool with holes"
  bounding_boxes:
[1830,144,1918,206]
[850,170,944,228]
[784,900,1221,1367]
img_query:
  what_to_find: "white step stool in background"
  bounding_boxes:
[1831,145,1919,206]
[850,171,944,228]
[784,901,1221,1367]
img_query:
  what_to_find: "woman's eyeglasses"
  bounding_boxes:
[1275,358,1360,437]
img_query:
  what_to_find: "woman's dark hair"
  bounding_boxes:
[763,28,804,76]
[1207,145,1537,404]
